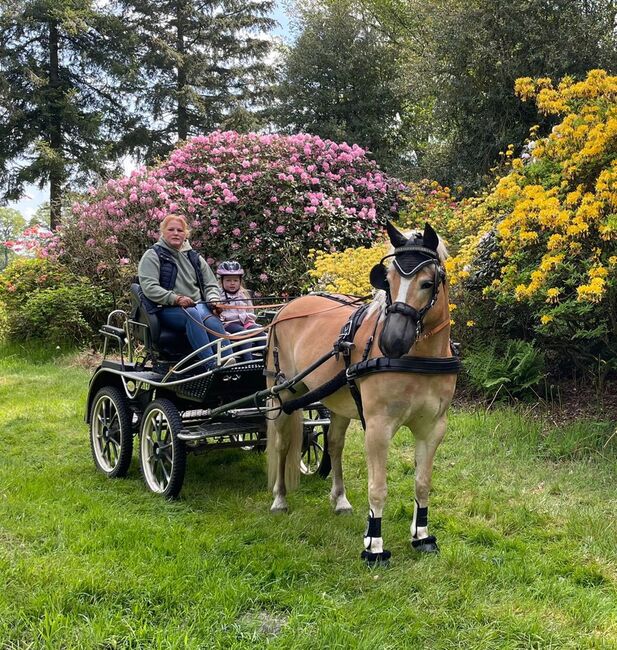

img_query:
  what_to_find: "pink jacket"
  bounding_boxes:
[220,289,256,326]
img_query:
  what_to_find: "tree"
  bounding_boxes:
[0,207,26,270]
[361,0,617,192]
[273,0,409,174]
[113,0,277,162]
[0,0,135,228]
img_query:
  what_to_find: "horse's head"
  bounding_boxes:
[370,221,448,358]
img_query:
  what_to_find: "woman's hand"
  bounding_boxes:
[175,295,196,308]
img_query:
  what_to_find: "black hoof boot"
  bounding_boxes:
[361,549,392,566]
[412,535,439,553]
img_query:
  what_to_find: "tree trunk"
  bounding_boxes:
[48,19,63,230]
[176,0,188,142]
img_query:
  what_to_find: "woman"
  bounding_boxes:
[137,214,234,365]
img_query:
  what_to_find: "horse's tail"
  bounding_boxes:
[266,405,303,492]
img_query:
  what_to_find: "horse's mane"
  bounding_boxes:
[367,230,448,320]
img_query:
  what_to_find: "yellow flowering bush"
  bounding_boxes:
[309,243,388,295]
[447,69,617,373]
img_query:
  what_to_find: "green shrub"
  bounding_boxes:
[0,258,112,346]
[463,339,546,401]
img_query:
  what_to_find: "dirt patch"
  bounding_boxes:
[454,379,617,426]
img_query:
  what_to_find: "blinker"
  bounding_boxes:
[370,264,388,291]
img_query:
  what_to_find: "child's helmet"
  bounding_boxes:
[217,260,245,276]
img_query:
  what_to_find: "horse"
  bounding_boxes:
[265,221,459,563]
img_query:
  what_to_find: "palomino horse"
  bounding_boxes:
[266,222,459,563]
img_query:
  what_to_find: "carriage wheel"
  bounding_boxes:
[139,398,187,499]
[301,406,331,478]
[89,386,133,478]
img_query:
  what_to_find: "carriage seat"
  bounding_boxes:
[130,283,192,359]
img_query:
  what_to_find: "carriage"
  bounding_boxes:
[85,284,331,499]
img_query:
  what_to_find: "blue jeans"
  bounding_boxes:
[224,322,263,361]
[159,304,230,362]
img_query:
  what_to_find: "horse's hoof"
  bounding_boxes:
[411,535,439,553]
[361,549,391,566]
[335,506,353,515]
[270,501,288,514]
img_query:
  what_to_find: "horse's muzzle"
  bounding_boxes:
[379,306,419,358]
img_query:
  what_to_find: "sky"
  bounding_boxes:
[7,2,292,221]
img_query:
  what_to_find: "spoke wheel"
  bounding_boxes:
[301,406,331,478]
[139,399,186,499]
[90,386,133,478]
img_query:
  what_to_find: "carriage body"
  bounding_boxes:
[85,287,330,498]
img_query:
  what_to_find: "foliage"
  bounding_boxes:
[3,224,54,258]
[273,0,410,175]
[462,340,546,401]
[361,0,617,193]
[447,70,617,376]
[0,0,136,227]
[0,207,26,270]
[0,258,112,345]
[309,242,388,295]
[113,0,276,161]
[57,131,404,298]
[307,180,470,309]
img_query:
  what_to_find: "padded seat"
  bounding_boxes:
[130,283,193,360]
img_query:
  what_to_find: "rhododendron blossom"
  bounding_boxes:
[57,131,404,296]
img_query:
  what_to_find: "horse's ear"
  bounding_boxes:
[385,221,408,249]
[370,264,389,291]
[423,222,439,251]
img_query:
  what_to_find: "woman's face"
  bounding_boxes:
[162,219,187,250]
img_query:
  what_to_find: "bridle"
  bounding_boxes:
[370,244,447,341]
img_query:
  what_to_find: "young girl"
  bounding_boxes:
[217,261,262,360]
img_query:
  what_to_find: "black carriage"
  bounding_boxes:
[85,285,331,498]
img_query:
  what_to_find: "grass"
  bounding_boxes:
[0,344,616,649]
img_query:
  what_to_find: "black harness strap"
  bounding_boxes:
[347,355,462,380]
[281,370,347,414]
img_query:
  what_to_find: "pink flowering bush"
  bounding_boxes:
[5,224,55,258]
[58,131,404,298]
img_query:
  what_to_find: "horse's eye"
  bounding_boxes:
[420,281,434,290]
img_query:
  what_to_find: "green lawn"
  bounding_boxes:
[1,345,616,649]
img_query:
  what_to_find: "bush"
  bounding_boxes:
[57,131,404,298]
[463,340,546,401]
[446,70,617,376]
[0,258,112,346]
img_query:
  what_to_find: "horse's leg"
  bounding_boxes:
[327,413,353,514]
[362,418,395,563]
[411,416,447,553]
[266,405,303,513]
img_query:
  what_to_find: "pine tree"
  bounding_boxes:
[0,0,136,228]
[115,0,276,161]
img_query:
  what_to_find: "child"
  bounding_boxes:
[216,261,262,361]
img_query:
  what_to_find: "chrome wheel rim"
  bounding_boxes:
[141,408,174,493]
[92,394,122,473]
[301,410,325,475]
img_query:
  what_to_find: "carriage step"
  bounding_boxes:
[178,419,266,441]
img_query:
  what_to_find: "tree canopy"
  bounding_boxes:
[273,0,410,174]
[0,0,134,227]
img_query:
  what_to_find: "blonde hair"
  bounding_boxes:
[160,214,190,235]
